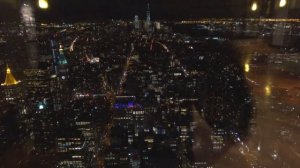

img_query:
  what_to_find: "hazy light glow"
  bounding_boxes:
[39,104,45,110]
[244,63,250,73]
[1,66,20,86]
[38,0,49,9]
[251,2,258,11]
[279,0,287,7]
[265,85,271,96]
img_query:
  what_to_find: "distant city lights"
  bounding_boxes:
[38,0,49,9]
[114,102,136,109]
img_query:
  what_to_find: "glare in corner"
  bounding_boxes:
[38,0,49,9]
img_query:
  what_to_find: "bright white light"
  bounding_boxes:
[279,0,287,8]
[38,0,49,9]
[39,104,45,110]
[251,2,258,11]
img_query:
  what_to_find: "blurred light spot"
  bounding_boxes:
[265,85,271,96]
[38,0,48,9]
[279,0,287,7]
[251,2,258,11]
[244,63,250,73]
[39,104,45,110]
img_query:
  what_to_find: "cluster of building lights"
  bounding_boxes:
[179,18,300,25]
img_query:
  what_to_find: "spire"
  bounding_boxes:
[1,65,20,86]
[59,44,68,65]
[146,2,151,22]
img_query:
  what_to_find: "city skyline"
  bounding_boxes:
[1,1,300,168]
[3,0,299,22]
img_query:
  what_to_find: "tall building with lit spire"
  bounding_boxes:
[1,65,20,86]
[1,65,21,103]
[50,40,69,112]
[144,2,152,31]
[146,3,151,24]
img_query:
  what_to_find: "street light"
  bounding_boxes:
[279,0,287,8]
[251,2,258,11]
[38,0,49,9]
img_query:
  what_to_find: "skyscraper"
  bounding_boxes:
[134,15,140,30]
[146,3,151,23]
[50,40,69,112]
[56,122,86,168]
[23,69,56,153]
[0,65,22,153]
[0,103,20,154]
[144,3,152,31]
[1,65,21,103]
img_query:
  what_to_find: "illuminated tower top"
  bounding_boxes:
[146,3,151,23]
[59,45,68,65]
[1,65,20,86]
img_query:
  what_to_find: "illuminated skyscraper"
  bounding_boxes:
[56,124,86,168]
[1,65,21,103]
[2,66,20,86]
[23,69,55,152]
[0,66,23,150]
[134,15,140,29]
[51,40,68,77]
[50,40,69,112]
[154,22,161,30]
[146,3,151,23]
[144,3,151,31]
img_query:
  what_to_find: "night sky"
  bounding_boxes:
[0,0,248,22]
